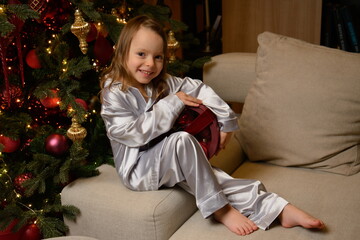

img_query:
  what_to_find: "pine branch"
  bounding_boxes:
[168,60,190,76]
[100,12,123,43]
[0,204,23,231]
[0,4,39,37]
[7,4,39,21]
[0,112,32,138]
[136,4,171,23]
[61,205,81,222]
[169,19,188,32]
[60,56,92,80]
[32,81,59,99]
[0,14,14,37]
[24,156,62,196]
[37,216,69,238]
[191,56,212,68]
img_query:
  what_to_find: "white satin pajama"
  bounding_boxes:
[101,75,288,230]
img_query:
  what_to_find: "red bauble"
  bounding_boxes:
[45,133,69,156]
[0,135,21,153]
[0,84,24,111]
[75,98,88,111]
[14,173,33,194]
[0,219,25,240]
[27,95,70,128]
[40,89,60,108]
[94,34,114,65]
[20,224,41,240]
[86,23,98,42]
[25,49,41,69]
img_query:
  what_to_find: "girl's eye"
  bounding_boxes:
[137,52,145,57]
[155,55,164,60]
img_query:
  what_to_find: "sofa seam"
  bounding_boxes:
[152,188,177,240]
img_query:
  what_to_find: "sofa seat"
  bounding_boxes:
[46,237,99,240]
[61,164,197,240]
[170,161,360,240]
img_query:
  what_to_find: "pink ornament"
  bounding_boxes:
[0,135,20,153]
[40,89,60,108]
[25,49,41,69]
[45,133,69,156]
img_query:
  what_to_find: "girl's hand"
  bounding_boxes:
[216,131,233,155]
[176,91,202,107]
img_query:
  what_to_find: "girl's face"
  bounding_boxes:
[126,26,164,87]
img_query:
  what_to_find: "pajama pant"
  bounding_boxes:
[126,131,288,230]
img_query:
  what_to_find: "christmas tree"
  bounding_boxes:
[0,0,208,239]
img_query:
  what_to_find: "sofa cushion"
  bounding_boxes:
[46,237,99,240]
[170,162,360,240]
[238,31,360,175]
[61,164,197,240]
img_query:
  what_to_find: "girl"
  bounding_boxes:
[100,15,324,236]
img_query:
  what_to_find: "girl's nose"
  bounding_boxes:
[146,57,155,67]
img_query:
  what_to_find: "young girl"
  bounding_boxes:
[100,15,325,236]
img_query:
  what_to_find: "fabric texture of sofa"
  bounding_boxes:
[60,32,360,240]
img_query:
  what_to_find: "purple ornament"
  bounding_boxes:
[45,133,69,156]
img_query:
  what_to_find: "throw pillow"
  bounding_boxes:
[238,31,360,175]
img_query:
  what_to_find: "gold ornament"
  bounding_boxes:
[111,0,129,24]
[71,9,90,54]
[67,117,87,143]
[0,5,5,14]
[167,31,179,63]
[28,0,46,13]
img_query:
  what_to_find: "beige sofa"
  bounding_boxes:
[61,32,360,240]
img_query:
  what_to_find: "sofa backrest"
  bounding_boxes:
[203,52,256,105]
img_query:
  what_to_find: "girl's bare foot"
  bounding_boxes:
[213,204,259,236]
[279,204,325,229]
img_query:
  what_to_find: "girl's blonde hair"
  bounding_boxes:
[100,15,169,100]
